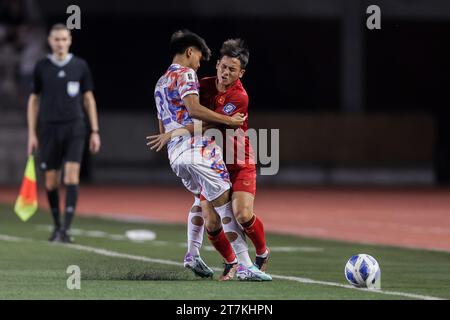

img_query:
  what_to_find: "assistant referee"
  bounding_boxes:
[27,24,101,243]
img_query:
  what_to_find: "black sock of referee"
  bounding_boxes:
[63,184,79,231]
[47,189,61,230]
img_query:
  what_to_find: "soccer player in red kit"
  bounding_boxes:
[198,39,270,280]
[148,39,270,281]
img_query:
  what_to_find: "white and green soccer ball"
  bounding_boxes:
[344,254,381,289]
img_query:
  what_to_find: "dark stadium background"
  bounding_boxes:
[1,0,449,187]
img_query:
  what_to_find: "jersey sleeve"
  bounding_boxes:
[177,68,199,99]
[155,92,162,120]
[80,61,94,93]
[31,62,42,94]
[222,93,248,116]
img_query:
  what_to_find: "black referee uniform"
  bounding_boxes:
[33,53,93,170]
[32,53,94,241]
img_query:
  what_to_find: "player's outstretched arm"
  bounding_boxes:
[146,122,221,152]
[183,94,246,128]
[146,125,193,152]
[158,119,165,134]
[27,94,39,155]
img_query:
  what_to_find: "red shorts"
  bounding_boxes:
[200,165,256,201]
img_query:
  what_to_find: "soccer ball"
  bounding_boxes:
[344,254,381,289]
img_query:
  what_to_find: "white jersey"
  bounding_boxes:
[154,64,231,201]
[154,63,202,163]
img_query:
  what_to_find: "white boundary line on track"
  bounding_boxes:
[0,233,445,300]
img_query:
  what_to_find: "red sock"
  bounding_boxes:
[242,215,267,256]
[207,228,236,264]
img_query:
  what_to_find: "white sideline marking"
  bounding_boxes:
[36,225,157,242]
[0,234,27,242]
[0,233,445,300]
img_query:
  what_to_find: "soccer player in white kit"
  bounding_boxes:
[153,30,272,281]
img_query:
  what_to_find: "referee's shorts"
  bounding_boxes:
[38,119,86,171]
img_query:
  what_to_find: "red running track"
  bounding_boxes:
[1,186,450,252]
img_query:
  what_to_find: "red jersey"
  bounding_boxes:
[200,77,255,172]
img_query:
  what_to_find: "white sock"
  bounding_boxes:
[214,202,253,268]
[187,196,204,256]
[236,252,253,268]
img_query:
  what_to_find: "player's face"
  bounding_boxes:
[187,47,203,71]
[48,29,72,57]
[216,56,245,88]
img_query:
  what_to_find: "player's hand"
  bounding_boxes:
[228,113,247,129]
[90,132,101,154]
[146,132,171,152]
[27,134,38,155]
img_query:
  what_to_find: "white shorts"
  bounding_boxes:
[170,145,231,202]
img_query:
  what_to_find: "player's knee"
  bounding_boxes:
[206,218,221,232]
[45,179,59,190]
[63,170,80,185]
[45,172,59,190]
[64,176,79,185]
[234,206,253,224]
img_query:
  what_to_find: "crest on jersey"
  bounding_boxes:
[223,103,236,115]
[217,96,226,105]
[185,71,195,83]
[67,81,80,97]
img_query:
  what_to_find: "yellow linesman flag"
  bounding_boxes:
[14,155,38,221]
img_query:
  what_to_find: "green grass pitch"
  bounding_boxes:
[0,204,449,300]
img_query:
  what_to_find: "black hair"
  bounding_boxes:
[220,39,249,69]
[169,29,211,61]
